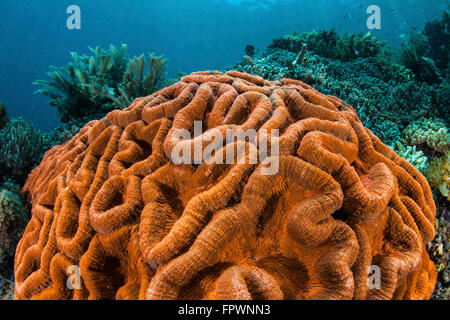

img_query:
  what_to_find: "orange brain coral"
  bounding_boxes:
[15,71,437,300]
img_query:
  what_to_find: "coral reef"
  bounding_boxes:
[398,11,449,85]
[15,71,436,300]
[0,186,28,277]
[269,29,386,61]
[34,44,168,123]
[42,121,84,151]
[0,278,14,300]
[0,118,45,185]
[0,180,28,301]
[396,117,449,201]
[230,44,448,145]
[0,102,9,130]
[402,117,449,153]
[399,32,442,84]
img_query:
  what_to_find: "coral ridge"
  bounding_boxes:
[15,71,437,300]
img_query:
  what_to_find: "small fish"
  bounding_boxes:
[344,13,352,21]
[390,8,396,12]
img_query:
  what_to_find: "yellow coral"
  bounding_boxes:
[424,151,449,200]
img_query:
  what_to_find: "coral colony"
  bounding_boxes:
[15,71,437,299]
[1,11,449,300]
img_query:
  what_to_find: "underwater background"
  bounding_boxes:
[0,0,449,300]
[0,0,448,131]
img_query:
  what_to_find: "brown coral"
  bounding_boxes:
[402,117,449,153]
[15,71,437,300]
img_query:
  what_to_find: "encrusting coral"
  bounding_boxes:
[15,71,437,300]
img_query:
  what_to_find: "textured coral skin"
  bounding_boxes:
[15,71,437,300]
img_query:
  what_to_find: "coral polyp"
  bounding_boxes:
[15,71,437,300]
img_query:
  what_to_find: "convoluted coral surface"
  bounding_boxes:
[15,71,437,300]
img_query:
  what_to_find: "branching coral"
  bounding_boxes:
[0,118,44,185]
[34,44,168,123]
[391,141,428,173]
[15,71,437,300]
[0,187,28,277]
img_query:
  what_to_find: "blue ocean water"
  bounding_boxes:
[0,0,447,131]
